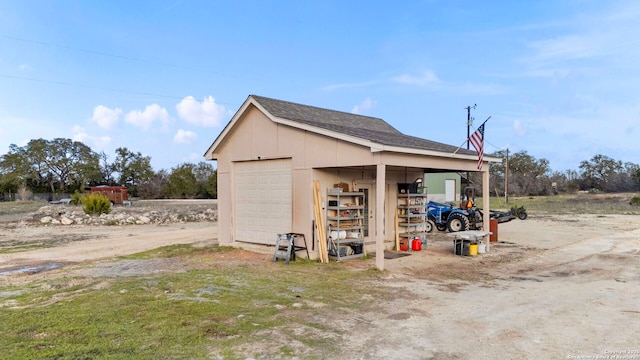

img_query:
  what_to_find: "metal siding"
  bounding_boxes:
[235,159,292,245]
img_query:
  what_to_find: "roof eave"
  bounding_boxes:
[371,144,503,163]
[204,95,256,160]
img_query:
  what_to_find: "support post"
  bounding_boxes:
[505,148,509,203]
[482,168,491,252]
[375,164,386,270]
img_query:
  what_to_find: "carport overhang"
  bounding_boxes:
[316,148,502,271]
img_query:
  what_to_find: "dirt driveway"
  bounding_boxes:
[1,213,639,359]
[342,214,640,359]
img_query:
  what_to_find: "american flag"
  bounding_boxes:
[469,123,485,170]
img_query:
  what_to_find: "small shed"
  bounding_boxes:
[424,172,463,203]
[204,95,500,269]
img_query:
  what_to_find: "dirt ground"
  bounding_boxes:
[1,210,639,359]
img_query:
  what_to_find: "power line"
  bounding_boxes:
[0,73,239,106]
[0,34,196,71]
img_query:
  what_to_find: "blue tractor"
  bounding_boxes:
[426,200,482,233]
[425,186,516,233]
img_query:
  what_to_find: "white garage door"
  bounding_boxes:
[234,159,292,244]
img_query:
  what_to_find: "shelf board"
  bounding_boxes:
[327,217,364,221]
[399,232,428,237]
[328,192,364,196]
[327,206,365,210]
[328,253,364,261]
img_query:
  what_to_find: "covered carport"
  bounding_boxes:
[362,157,497,271]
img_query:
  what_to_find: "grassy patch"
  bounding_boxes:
[117,244,229,260]
[0,248,386,359]
[0,235,97,254]
[485,192,640,215]
[0,201,43,217]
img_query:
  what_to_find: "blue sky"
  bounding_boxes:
[1,1,638,172]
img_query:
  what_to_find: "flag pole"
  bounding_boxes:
[452,116,491,155]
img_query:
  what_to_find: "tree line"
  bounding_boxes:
[473,150,640,196]
[0,138,217,200]
[1,138,639,200]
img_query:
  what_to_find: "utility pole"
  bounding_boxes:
[505,148,509,203]
[465,104,476,191]
[465,104,476,150]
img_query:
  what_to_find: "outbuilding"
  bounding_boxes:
[204,95,501,269]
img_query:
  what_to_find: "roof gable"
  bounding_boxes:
[205,95,492,161]
[251,95,475,155]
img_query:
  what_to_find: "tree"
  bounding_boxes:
[164,163,199,198]
[579,154,623,191]
[0,138,100,193]
[98,151,116,186]
[486,150,551,196]
[193,161,217,198]
[0,144,31,193]
[112,147,153,195]
[508,151,550,195]
[137,169,169,199]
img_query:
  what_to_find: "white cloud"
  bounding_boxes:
[173,129,197,144]
[18,64,32,71]
[92,105,122,130]
[513,119,528,136]
[351,97,374,114]
[176,96,226,127]
[125,104,171,131]
[392,70,440,86]
[72,125,111,148]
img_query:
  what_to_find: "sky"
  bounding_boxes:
[0,0,638,172]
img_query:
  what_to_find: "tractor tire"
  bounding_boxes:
[436,223,447,232]
[518,211,528,220]
[447,213,470,232]
[425,219,436,233]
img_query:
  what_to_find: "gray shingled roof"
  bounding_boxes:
[251,95,476,155]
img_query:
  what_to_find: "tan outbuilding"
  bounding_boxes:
[204,95,501,270]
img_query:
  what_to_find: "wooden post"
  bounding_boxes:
[313,181,328,263]
[375,164,386,270]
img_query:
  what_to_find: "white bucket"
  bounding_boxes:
[478,243,487,254]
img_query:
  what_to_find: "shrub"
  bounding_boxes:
[630,195,640,207]
[82,193,112,215]
[70,190,83,205]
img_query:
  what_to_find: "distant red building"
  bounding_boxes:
[90,186,129,205]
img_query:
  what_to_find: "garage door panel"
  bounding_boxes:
[235,159,292,245]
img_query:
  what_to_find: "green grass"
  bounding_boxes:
[0,247,384,359]
[483,192,640,215]
[117,244,224,260]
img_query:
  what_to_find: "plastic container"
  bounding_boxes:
[469,243,478,256]
[399,238,409,251]
[412,238,422,251]
[478,243,487,254]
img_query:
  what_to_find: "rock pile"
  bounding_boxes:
[33,205,218,226]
